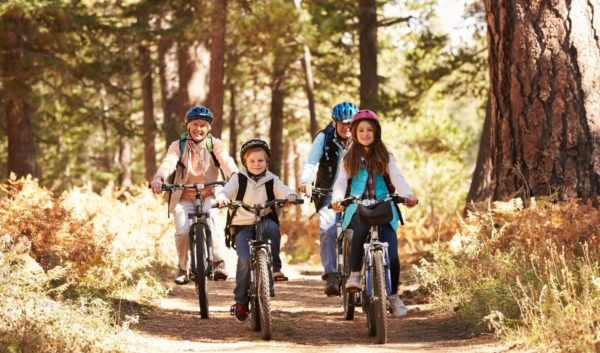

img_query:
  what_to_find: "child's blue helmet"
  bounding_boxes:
[332,101,358,123]
[186,105,213,125]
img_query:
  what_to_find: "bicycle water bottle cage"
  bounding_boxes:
[358,201,393,226]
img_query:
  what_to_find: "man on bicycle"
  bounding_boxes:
[150,105,238,285]
[298,101,358,296]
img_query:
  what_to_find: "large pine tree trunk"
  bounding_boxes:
[158,34,180,147]
[207,0,227,138]
[358,0,378,110]
[139,42,157,182]
[269,63,286,177]
[485,0,600,201]
[1,13,37,178]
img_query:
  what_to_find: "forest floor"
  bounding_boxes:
[124,262,531,353]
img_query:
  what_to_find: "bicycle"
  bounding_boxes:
[224,197,303,340]
[309,187,357,319]
[158,181,226,319]
[336,194,412,344]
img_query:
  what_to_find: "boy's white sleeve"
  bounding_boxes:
[332,160,349,201]
[217,173,239,200]
[273,176,297,199]
[388,154,412,197]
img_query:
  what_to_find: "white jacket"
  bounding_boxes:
[217,168,297,226]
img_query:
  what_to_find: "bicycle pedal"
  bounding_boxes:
[229,304,236,316]
[274,276,288,282]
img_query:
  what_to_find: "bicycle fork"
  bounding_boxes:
[363,241,391,300]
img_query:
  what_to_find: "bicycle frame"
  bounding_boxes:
[362,226,392,301]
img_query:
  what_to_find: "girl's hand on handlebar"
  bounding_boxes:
[405,194,418,208]
[150,179,163,194]
[331,198,343,213]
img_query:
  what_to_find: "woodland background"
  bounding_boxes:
[1,0,600,352]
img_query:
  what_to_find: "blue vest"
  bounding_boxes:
[342,167,399,230]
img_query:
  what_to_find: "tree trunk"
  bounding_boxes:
[465,100,492,206]
[118,137,133,190]
[358,0,378,110]
[485,0,600,201]
[228,83,238,164]
[138,41,157,182]
[301,45,318,138]
[158,34,180,147]
[1,13,37,178]
[207,0,228,138]
[177,43,193,121]
[269,63,286,177]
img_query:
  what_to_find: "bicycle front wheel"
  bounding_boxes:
[195,223,209,319]
[256,248,272,340]
[372,250,388,344]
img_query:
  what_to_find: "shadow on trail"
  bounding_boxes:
[134,276,489,348]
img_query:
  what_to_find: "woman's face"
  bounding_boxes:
[244,150,268,175]
[188,120,211,141]
[355,120,375,146]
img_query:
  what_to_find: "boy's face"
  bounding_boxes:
[244,150,268,175]
[188,120,211,141]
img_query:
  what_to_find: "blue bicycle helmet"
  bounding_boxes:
[332,101,358,123]
[186,105,213,125]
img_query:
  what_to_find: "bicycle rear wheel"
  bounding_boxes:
[195,223,209,319]
[372,250,388,344]
[256,248,272,340]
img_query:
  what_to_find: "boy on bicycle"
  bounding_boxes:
[150,105,238,285]
[331,110,417,317]
[215,139,297,321]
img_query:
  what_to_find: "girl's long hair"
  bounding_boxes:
[343,120,389,177]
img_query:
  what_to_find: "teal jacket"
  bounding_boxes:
[341,166,400,231]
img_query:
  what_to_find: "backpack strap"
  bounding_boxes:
[225,174,248,248]
[205,133,227,180]
[265,179,279,225]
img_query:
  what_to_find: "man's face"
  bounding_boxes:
[335,121,352,141]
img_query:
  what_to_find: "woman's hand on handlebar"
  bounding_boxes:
[215,193,230,207]
[150,179,163,194]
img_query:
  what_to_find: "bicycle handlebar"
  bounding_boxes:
[220,198,304,211]
[149,181,227,192]
[330,194,417,208]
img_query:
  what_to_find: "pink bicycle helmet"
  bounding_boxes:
[351,109,381,129]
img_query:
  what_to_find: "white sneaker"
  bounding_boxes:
[388,294,408,317]
[174,268,189,285]
[345,272,361,292]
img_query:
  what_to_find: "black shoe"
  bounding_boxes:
[324,273,340,296]
[213,260,228,281]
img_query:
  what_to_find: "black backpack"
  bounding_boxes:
[224,173,278,249]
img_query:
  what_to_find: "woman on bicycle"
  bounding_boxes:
[215,139,297,321]
[150,105,238,285]
[331,110,417,317]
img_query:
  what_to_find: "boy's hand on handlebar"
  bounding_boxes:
[405,194,418,208]
[150,179,163,194]
[298,183,312,198]
[216,193,230,207]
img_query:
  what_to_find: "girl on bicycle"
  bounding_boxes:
[215,139,297,321]
[331,110,417,317]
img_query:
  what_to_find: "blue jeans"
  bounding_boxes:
[348,213,400,295]
[318,207,339,279]
[233,218,281,304]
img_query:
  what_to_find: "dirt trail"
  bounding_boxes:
[124,263,522,353]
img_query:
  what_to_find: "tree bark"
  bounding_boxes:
[207,0,228,138]
[158,34,180,147]
[228,83,238,164]
[358,0,378,110]
[1,12,37,178]
[484,0,600,201]
[301,45,318,138]
[466,100,492,206]
[138,41,157,182]
[177,43,193,122]
[269,62,287,177]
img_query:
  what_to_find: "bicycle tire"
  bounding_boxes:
[250,295,261,332]
[256,249,272,340]
[372,250,388,344]
[195,223,209,319]
[342,231,355,320]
